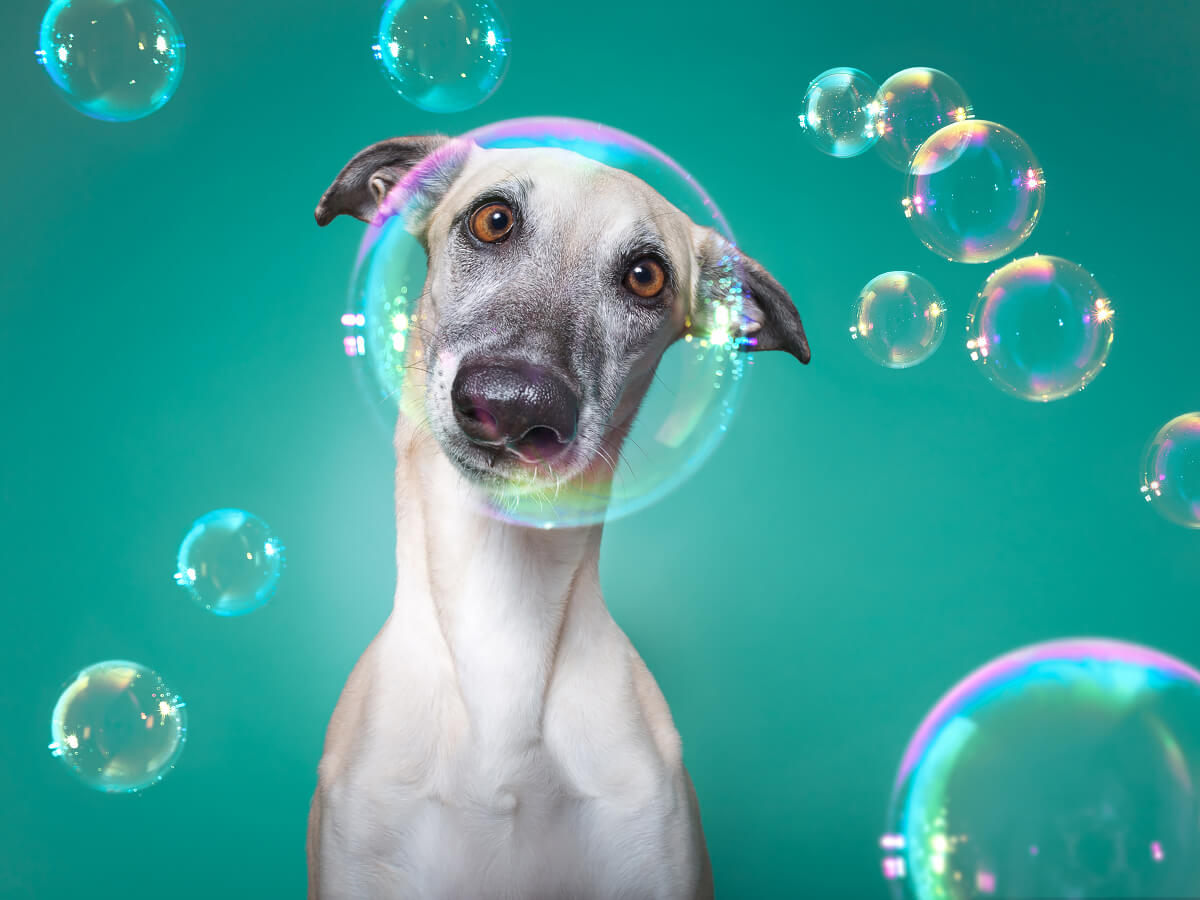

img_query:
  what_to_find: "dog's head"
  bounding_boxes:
[317,135,808,493]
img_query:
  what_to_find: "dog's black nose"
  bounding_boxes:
[452,362,579,462]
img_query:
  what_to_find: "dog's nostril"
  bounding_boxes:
[463,407,497,429]
[518,426,565,455]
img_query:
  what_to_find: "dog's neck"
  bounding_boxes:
[390,418,607,749]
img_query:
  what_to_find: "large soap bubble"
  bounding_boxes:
[174,509,284,616]
[876,68,973,171]
[49,660,187,793]
[342,117,754,528]
[904,121,1045,263]
[1140,413,1200,528]
[850,271,946,368]
[373,0,510,114]
[36,0,186,122]
[966,255,1114,402]
[882,638,1200,899]
[797,67,883,158]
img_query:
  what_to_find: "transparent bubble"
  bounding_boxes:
[966,255,1114,402]
[36,0,185,122]
[344,117,751,528]
[882,638,1200,899]
[850,272,946,368]
[174,509,284,616]
[372,0,510,114]
[797,67,883,158]
[49,660,187,793]
[876,68,973,171]
[904,121,1045,263]
[1140,413,1200,528]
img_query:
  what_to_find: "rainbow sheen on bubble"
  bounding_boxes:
[904,121,1045,263]
[373,0,510,114]
[49,660,187,793]
[798,67,883,158]
[850,272,946,368]
[876,68,973,171]
[966,255,1113,402]
[36,0,185,122]
[174,509,284,616]
[883,638,1200,899]
[343,117,750,528]
[1140,413,1200,528]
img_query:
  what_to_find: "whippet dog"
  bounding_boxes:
[307,133,810,899]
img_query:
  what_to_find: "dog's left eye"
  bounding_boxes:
[469,202,515,243]
[624,258,666,299]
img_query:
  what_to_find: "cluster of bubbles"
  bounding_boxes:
[882,639,1200,898]
[799,64,1110,401]
[49,508,283,792]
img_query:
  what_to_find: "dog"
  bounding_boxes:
[307,132,809,899]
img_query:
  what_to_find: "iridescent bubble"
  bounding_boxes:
[966,255,1114,402]
[798,67,883,158]
[876,68,973,171]
[36,0,186,122]
[174,509,284,616]
[373,0,510,114]
[49,660,187,793]
[1140,413,1200,528]
[904,121,1045,263]
[850,272,946,368]
[882,639,1200,899]
[345,117,752,528]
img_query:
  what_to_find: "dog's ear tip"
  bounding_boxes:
[314,204,333,227]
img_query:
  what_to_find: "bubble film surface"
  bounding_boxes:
[883,638,1200,899]
[904,121,1045,263]
[49,660,187,793]
[1140,413,1200,528]
[373,0,510,114]
[343,117,751,528]
[174,509,284,616]
[798,67,883,158]
[876,68,973,171]
[850,272,946,368]
[966,255,1113,402]
[36,0,185,122]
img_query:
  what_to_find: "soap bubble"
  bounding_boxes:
[882,638,1200,899]
[344,117,751,528]
[850,272,946,368]
[49,660,187,793]
[798,67,883,158]
[1140,413,1200,527]
[373,0,510,114]
[174,509,284,616]
[876,68,973,171]
[904,121,1045,263]
[35,0,185,122]
[966,255,1113,402]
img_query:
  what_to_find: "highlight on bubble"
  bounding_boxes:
[1140,413,1200,528]
[882,638,1200,899]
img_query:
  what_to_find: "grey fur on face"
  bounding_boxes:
[317,136,809,490]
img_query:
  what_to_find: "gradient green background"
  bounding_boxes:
[3,0,1199,896]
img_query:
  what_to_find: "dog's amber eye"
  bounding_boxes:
[469,202,514,243]
[624,258,666,299]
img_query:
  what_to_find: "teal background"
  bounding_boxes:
[3,0,1199,896]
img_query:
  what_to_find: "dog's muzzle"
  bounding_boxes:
[452,361,579,464]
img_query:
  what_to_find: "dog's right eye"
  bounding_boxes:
[469,202,515,243]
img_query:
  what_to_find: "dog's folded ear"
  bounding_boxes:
[693,229,811,364]
[315,135,457,227]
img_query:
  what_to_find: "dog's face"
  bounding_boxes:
[317,136,809,494]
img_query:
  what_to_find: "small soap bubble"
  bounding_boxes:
[373,0,510,114]
[966,255,1113,402]
[49,660,187,793]
[1140,413,1200,528]
[850,271,946,368]
[904,120,1045,263]
[876,68,973,171]
[36,0,185,122]
[798,67,883,158]
[883,639,1200,899]
[175,509,284,616]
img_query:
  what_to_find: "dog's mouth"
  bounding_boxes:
[446,432,590,493]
